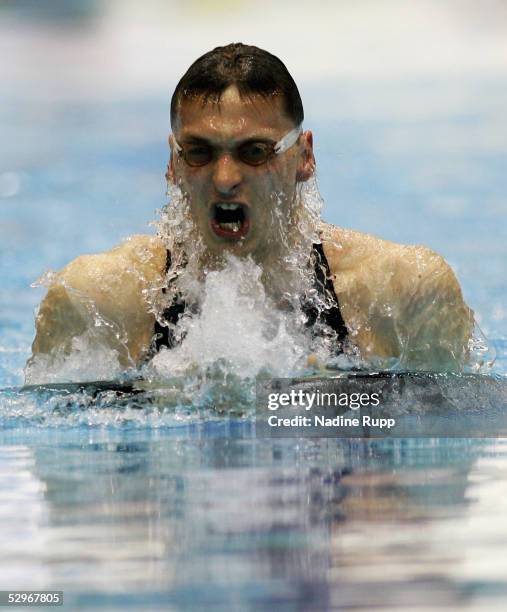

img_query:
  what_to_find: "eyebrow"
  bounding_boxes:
[179,134,277,146]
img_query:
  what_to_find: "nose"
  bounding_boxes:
[212,153,242,197]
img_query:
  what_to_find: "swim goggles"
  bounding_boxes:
[172,125,302,167]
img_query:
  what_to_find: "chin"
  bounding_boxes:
[205,233,260,258]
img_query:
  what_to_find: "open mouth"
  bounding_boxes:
[210,202,250,239]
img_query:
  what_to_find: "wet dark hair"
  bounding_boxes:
[170,43,304,128]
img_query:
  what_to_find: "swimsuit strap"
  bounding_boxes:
[303,243,348,342]
[151,250,185,352]
[152,244,348,353]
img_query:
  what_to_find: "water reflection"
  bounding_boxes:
[0,428,502,609]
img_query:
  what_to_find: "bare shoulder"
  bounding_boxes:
[60,234,167,291]
[319,220,462,305]
[319,221,447,282]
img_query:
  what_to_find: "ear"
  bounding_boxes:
[296,130,315,182]
[166,134,176,184]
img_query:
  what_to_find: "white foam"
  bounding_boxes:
[148,254,315,380]
[24,332,124,385]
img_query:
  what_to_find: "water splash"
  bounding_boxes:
[24,332,124,385]
[468,321,497,373]
[150,176,342,381]
[147,253,315,380]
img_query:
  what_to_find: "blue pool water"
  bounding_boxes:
[1,5,507,610]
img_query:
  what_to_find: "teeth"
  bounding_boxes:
[219,221,241,232]
[217,203,240,210]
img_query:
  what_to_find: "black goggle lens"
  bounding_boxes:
[180,142,274,167]
[183,145,213,167]
[237,142,273,166]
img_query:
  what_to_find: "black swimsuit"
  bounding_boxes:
[152,243,348,353]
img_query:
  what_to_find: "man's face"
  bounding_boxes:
[169,85,314,261]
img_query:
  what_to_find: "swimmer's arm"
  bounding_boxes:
[30,271,136,367]
[29,235,167,368]
[353,247,474,371]
[31,282,91,356]
[393,250,474,371]
[321,225,473,371]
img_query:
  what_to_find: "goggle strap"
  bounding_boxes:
[172,137,182,154]
[274,125,303,154]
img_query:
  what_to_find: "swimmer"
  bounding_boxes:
[27,43,474,374]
